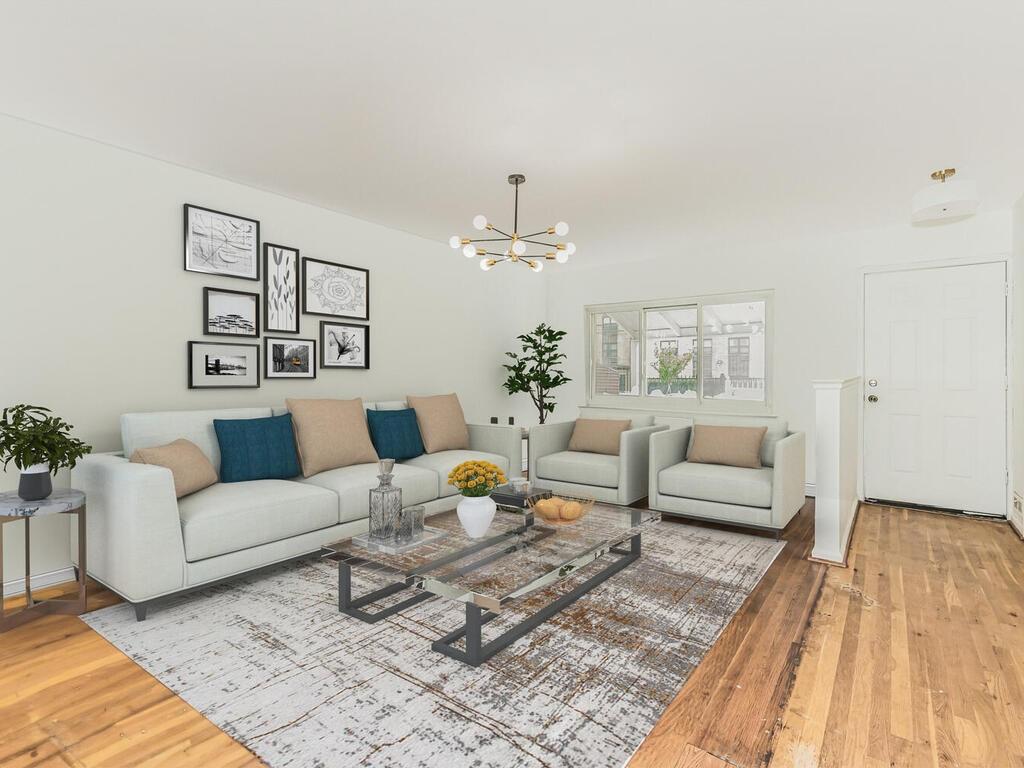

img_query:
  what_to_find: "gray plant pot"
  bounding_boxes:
[18,465,53,501]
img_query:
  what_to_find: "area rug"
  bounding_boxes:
[83,520,784,768]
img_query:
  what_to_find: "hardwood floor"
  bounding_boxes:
[2,502,1021,768]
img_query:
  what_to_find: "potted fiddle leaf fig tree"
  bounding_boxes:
[502,324,571,425]
[0,405,92,501]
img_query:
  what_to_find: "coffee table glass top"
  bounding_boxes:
[323,502,659,612]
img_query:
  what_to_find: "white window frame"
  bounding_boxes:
[584,289,775,416]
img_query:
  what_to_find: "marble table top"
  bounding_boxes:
[0,489,85,518]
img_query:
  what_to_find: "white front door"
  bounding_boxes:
[863,262,1007,517]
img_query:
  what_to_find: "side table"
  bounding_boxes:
[0,489,87,632]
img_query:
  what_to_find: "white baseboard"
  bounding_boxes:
[804,482,816,497]
[3,566,77,597]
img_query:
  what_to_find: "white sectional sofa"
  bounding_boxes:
[72,401,521,619]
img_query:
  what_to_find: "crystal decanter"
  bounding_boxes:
[368,459,402,541]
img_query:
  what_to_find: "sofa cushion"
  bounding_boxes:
[687,424,767,469]
[366,408,425,462]
[658,462,773,508]
[407,393,470,453]
[568,418,631,456]
[404,450,510,498]
[535,451,620,489]
[177,479,339,561]
[121,407,273,471]
[213,413,301,483]
[301,462,437,523]
[130,439,218,499]
[286,398,379,477]
[687,418,788,467]
[368,400,408,411]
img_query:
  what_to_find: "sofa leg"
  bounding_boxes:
[133,602,149,622]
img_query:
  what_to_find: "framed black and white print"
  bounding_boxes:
[263,243,300,333]
[204,287,259,337]
[188,341,260,389]
[184,204,260,281]
[265,337,316,379]
[302,257,369,321]
[320,321,369,369]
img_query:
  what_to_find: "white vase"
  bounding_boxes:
[457,495,497,539]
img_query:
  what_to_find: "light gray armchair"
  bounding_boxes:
[528,419,668,505]
[648,422,806,533]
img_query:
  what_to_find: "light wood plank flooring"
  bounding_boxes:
[2,502,1021,767]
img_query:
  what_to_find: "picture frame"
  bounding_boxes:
[265,337,316,379]
[302,257,369,321]
[203,287,260,337]
[188,341,260,389]
[184,204,260,281]
[320,321,369,369]
[263,243,300,333]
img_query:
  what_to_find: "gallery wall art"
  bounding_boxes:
[303,257,369,321]
[264,243,299,333]
[184,204,260,281]
[204,287,259,337]
[188,341,260,388]
[320,321,369,369]
[265,337,316,379]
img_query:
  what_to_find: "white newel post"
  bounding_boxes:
[812,377,862,564]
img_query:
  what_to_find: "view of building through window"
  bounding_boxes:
[589,296,768,404]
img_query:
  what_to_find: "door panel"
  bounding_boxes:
[863,262,1006,516]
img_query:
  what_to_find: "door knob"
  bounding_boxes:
[867,394,879,403]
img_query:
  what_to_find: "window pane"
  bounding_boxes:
[701,301,766,401]
[591,310,641,396]
[644,306,698,398]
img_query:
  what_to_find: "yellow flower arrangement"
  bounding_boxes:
[447,460,507,498]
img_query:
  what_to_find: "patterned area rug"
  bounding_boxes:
[83,520,784,768]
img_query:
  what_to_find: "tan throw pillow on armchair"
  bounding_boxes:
[407,393,470,453]
[568,418,631,456]
[686,424,767,469]
[130,438,217,498]
[286,398,379,477]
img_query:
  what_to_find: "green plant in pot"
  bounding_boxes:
[0,405,92,501]
[502,323,571,425]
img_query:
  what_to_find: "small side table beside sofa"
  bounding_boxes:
[0,488,87,632]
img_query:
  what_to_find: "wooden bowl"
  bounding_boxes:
[527,494,595,525]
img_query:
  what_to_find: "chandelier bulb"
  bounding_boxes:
[480,258,495,271]
[472,214,488,231]
[449,235,462,249]
[512,239,527,256]
[554,221,569,236]
[462,244,477,258]
[531,259,544,272]
[564,242,576,255]
[556,251,569,264]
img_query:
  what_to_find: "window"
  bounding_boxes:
[587,293,771,411]
[590,310,640,396]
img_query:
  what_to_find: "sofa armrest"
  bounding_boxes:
[771,431,806,528]
[527,421,576,480]
[618,424,669,504]
[649,426,692,500]
[71,453,186,603]
[467,423,523,478]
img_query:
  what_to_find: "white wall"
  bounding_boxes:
[546,210,1014,488]
[0,115,546,584]
[1012,195,1024,534]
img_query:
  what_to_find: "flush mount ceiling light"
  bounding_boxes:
[911,168,979,224]
[449,174,575,272]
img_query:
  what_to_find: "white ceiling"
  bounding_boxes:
[3,1,1022,263]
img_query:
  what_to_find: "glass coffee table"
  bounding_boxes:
[322,501,659,666]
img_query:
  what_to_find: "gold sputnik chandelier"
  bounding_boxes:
[449,174,576,272]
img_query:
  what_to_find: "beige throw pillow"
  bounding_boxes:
[407,393,470,453]
[286,398,379,477]
[686,424,767,469]
[568,418,631,456]
[130,438,217,498]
